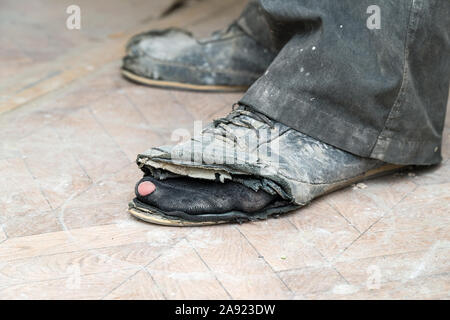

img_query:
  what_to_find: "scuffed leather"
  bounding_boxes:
[137,107,385,205]
[122,25,276,87]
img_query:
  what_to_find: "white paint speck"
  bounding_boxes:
[312,46,316,51]
[353,183,368,190]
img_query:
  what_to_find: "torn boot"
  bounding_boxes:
[129,105,404,226]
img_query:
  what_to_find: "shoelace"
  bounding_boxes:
[204,103,275,146]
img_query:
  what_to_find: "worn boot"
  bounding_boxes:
[129,105,404,226]
[122,2,276,91]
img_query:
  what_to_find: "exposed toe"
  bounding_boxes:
[137,181,156,197]
[134,176,278,215]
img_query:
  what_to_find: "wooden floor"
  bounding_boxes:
[0,0,449,300]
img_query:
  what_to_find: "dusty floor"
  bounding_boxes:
[0,0,449,299]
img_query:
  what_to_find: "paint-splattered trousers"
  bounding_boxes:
[237,0,450,165]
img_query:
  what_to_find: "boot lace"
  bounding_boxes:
[204,103,275,146]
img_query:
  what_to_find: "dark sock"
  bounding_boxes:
[135,176,277,215]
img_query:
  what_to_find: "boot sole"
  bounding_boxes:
[121,69,248,92]
[128,163,405,226]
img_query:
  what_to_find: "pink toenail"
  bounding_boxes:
[138,181,156,196]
